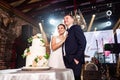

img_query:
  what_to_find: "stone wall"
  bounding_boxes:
[0,8,37,69]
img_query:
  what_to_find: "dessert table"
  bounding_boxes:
[0,68,75,80]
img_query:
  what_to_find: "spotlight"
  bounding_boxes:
[106,10,112,16]
[49,19,55,25]
[106,21,111,26]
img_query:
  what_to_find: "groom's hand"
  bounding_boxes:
[74,58,79,64]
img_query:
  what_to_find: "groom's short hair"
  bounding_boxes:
[64,14,74,19]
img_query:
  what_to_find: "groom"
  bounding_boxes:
[63,14,86,80]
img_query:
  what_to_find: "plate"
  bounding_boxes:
[22,66,50,71]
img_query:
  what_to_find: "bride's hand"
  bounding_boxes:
[74,59,79,64]
[64,31,68,37]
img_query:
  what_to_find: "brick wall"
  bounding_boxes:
[0,8,36,69]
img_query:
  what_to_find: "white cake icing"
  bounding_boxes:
[23,33,49,67]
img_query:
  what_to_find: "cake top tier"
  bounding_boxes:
[28,33,45,46]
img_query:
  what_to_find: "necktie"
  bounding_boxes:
[66,28,69,32]
[62,43,66,56]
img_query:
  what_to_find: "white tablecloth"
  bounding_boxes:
[0,68,75,80]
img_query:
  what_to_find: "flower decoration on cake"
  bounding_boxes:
[27,33,45,46]
[22,48,30,58]
[32,55,49,67]
[22,33,49,67]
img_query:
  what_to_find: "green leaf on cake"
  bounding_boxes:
[21,54,26,58]
[34,57,39,63]
[27,37,33,43]
[22,48,30,58]
[40,39,45,43]
[44,53,50,59]
[29,65,32,67]
[26,48,30,53]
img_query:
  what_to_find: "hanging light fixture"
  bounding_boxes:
[106,10,112,16]
[71,0,87,30]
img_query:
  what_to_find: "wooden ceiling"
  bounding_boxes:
[0,0,120,30]
[1,0,118,20]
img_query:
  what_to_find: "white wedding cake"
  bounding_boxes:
[22,33,49,67]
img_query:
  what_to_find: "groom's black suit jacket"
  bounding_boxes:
[64,25,86,68]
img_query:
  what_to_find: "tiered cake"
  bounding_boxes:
[22,33,49,67]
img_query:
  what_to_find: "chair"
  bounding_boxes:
[83,63,101,80]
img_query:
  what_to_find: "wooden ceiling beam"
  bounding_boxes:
[15,0,31,8]
[0,0,39,28]
[17,0,55,10]
[27,0,107,17]
[27,1,73,16]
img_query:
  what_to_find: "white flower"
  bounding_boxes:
[37,57,48,67]
[36,33,42,37]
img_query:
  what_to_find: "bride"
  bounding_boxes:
[48,24,67,68]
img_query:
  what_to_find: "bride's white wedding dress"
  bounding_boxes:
[48,37,65,69]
